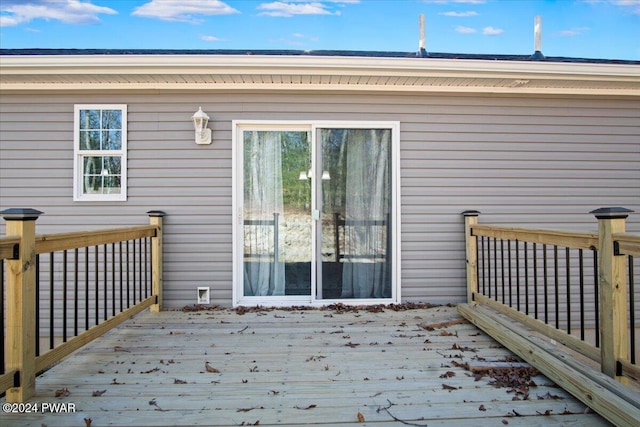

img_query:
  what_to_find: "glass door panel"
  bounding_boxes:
[318,128,393,300]
[242,130,312,297]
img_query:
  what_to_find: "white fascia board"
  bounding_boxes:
[1,54,639,79]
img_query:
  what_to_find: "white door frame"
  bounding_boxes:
[232,120,401,307]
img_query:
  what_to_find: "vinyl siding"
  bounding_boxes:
[1,92,639,308]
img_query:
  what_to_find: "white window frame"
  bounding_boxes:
[232,120,401,307]
[73,104,127,202]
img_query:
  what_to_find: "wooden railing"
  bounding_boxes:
[0,208,165,403]
[459,207,640,426]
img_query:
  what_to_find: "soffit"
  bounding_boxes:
[1,54,639,96]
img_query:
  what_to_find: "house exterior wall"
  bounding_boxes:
[1,91,639,308]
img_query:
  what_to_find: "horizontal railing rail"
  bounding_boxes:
[1,209,165,403]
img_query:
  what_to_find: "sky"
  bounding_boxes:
[0,0,639,60]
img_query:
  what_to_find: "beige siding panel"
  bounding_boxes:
[1,92,639,309]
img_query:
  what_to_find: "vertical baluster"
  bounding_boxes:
[111,242,116,317]
[524,242,529,315]
[35,256,40,357]
[508,240,513,307]
[493,238,498,300]
[515,240,520,311]
[533,243,538,319]
[63,250,68,343]
[594,250,599,348]
[85,247,89,331]
[500,239,505,304]
[486,237,491,298]
[126,240,131,308]
[145,237,149,298]
[119,241,124,312]
[133,238,137,304]
[554,246,559,329]
[629,255,636,364]
[103,244,107,321]
[566,247,571,335]
[487,237,492,298]
[579,249,585,341]
[74,248,78,337]
[49,252,54,350]
[94,245,99,326]
[138,238,143,302]
[543,244,549,324]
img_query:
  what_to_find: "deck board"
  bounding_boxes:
[1,306,611,426]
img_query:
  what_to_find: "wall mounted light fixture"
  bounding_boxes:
[192,107,212,145]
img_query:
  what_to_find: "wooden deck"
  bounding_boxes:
[2,305,610,426]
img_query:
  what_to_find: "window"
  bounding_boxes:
[74,105,127,201]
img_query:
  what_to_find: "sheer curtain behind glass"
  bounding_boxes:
[243,131,285,296]
[339,129,391,298]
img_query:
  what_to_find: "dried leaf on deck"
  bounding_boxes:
[357,411,365,422]
[92,390,106,397]
[205,362,220,373]
[295,404,317,410]
[345,342,360,348]
[84,418,92,427]
[418,318,468,330]
[442,383,458,390]
[479,404,486,411]
[174,378,188,384]
[113,346,130,352]
[55,388,70,397]
[439,371,456,378]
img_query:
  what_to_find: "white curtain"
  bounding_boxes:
[243,131,285,296]
[340,129,391,298]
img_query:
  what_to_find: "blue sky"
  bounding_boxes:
[1,0,639,60]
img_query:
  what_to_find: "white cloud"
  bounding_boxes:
[0,0,117,27]
[581,0,640,14]
[439,11,478,17]
[132,0,239,23]
[557,27,590,37]
[257,1,346,17]
[455,25,477,34]
[201,35,220,41]
[483,26,503,36]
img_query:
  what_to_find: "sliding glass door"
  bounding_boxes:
[234,122,398,306]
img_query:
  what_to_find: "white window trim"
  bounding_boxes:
[232,120,401,307]
[73,104,127,202]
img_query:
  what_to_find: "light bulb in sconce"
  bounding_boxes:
[321,171,331,180]
[298,171,308,180]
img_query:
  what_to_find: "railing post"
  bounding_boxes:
[462,210,480,303]
[1,208,43,403]
[148,211,166,313]
[591,206,633,381]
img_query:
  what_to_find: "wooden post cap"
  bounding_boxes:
[461,210,481,217]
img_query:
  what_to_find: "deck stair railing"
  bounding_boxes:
[460,207,640,426]
[0,208,165,403]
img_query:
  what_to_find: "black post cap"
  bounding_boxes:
[590,207,634,219]
[1,208,43,221]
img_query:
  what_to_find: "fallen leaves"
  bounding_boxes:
[54,388,70,398]
[294,404,317,410]
[91,390,106,397]
[357,411,365,422]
